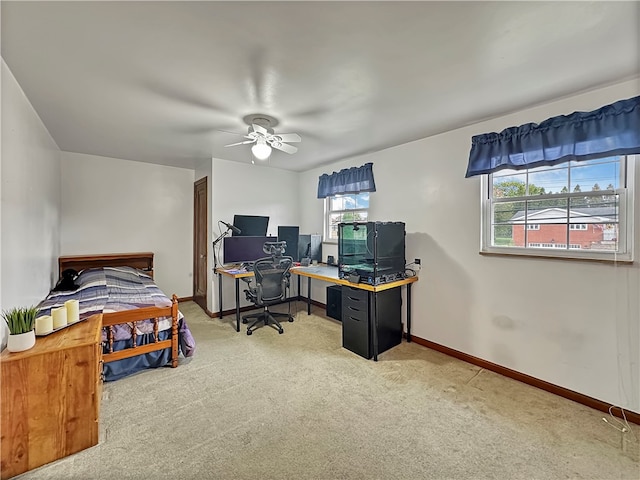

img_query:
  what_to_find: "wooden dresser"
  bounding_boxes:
[1,314,102,479]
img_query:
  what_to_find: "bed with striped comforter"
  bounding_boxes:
[38,266,195,380]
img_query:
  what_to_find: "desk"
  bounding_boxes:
[216,265,418,361]
[291,265,418,361]
[215,267,254,332]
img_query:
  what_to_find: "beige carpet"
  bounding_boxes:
[17,301,639,479]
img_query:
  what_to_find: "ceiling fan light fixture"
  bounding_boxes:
[251,138,272,160]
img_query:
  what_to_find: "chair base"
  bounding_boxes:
[242,308,293,335]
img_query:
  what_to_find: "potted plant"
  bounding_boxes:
[3,306,38,352]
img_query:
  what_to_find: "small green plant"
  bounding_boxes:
[2,306,39,335]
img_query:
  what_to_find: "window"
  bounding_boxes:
[324,192,370,242]
[481,155,635,261]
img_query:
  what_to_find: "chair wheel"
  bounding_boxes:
[247,330,252,335]
[242,319,248,324]
[278,329,284,334]
[288,317,294,322]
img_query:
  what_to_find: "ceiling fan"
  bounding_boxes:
[224,114,301,160]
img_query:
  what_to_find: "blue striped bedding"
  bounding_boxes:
[38,266,196,380]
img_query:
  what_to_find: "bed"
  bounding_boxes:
[37,252,195,381]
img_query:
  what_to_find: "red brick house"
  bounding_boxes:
[510,207,618,250]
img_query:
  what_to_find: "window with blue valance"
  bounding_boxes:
[465,96,640,178]
[317,162,376,199]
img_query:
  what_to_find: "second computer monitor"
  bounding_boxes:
[223,236,277,264]
[232,215,269,236]
[277,226,300,261]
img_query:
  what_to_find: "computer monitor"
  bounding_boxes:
[223,236,277,264]
[232,215,270,236]
[277,226,299,261]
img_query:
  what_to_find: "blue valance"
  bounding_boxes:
[317,162,376,199]
[465,96,640,178]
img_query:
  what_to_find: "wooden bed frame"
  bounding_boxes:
[57,252,180,369]
[59,252,155,278]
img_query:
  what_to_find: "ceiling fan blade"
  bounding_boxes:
[225,140,255,147]
[271,142,298,154]
[216,129,246,136]
[273,133,301,143]
[252,123,269,136]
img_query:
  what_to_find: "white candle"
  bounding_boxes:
[52,307,67,329]
[35,315,53,335]
[65,299,80,324]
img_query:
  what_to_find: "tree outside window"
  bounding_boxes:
[325,193,369,241]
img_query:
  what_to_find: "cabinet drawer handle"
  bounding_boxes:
[347,306,361,312]
[347,296,362,302]
[349,316,361,322]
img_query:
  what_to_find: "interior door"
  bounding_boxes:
[193,177,208,311]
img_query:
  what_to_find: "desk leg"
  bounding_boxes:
[371,292,378,362]
[218,273,223,319]
[235,278,241,332]
[307,277,311,315]
[406,283,412,343]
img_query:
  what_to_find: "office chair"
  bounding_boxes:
[242,241,294,335]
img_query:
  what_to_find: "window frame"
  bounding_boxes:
[480,155,635,262]
[324,192,370,243]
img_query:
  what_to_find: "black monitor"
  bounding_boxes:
[223,236,277,264]
[232,215,269,236]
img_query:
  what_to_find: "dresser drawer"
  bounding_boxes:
[343,302,368,322]
[342,287,369,316]
[342,285,368,302]
[342,309,371,359]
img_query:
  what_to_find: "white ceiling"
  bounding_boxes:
[2,1,638,172]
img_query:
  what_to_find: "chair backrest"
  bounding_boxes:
[252,255,293,305]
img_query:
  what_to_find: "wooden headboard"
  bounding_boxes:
[58,252,154,278]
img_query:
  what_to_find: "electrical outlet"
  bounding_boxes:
[415,258,421,265]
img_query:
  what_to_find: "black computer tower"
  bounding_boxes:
[326,285,342,321]
[298,234,322,262]
[277,226,300,260]
[338,221,406,285]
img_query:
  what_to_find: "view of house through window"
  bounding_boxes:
[325,192,370,241]
[482,155,634,260]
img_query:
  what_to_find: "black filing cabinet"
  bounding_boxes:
[341,286,402,359]
[326,285,342,321]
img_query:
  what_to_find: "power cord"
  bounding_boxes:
[405,261,421,277]
[602,417,627,433]
[602,405,636,439]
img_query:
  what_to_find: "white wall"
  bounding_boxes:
[212,158,299,312]
[298,79,640,413]
[60,152,194,297]
[1,60,61,348]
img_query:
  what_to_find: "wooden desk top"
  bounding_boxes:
[291,265,418,292]
[0,314,102,362]
[216,264,418,291]
[215,267,255,279]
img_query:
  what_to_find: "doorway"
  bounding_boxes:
[193,177,208,311]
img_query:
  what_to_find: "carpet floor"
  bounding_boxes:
[16,301,639,479]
